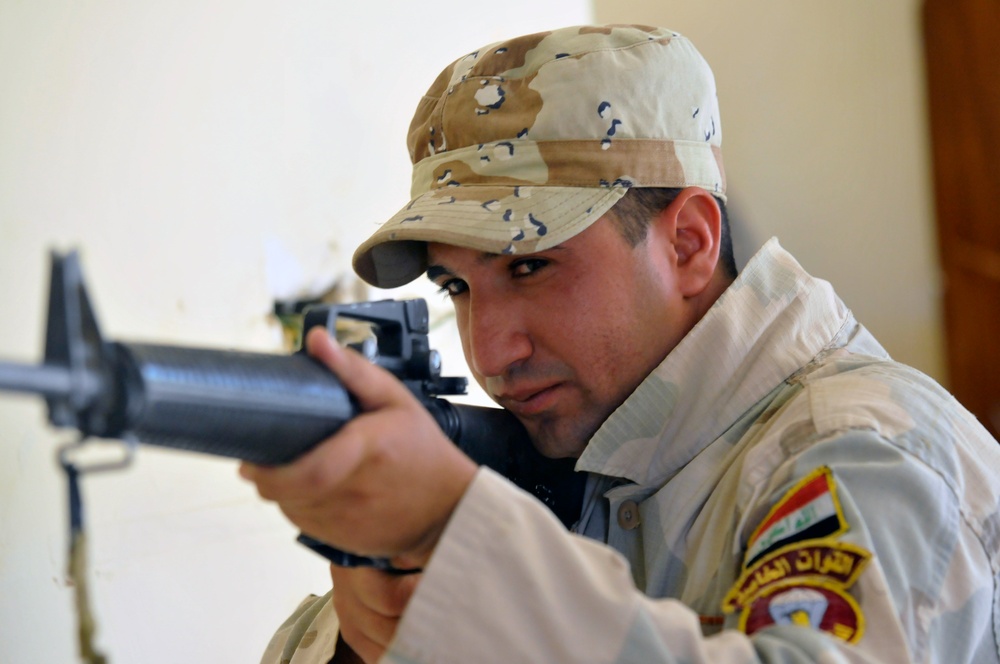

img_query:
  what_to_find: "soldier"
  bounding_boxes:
[243,25,1000,664]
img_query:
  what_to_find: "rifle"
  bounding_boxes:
[0,251,585,556]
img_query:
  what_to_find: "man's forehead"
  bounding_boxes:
[425,220,598,277]
[426,241,509,262]
[425,242,504,276]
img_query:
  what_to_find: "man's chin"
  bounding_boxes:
[525,421,592,460]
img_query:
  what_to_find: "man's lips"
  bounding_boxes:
[494,383,564,417]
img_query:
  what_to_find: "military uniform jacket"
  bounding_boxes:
[263,239,1000,664]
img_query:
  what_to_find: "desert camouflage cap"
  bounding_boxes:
[353,24,725,288]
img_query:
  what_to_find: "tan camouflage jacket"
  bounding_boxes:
[263,238,1000,663]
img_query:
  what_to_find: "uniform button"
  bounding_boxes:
[617,500,641,530]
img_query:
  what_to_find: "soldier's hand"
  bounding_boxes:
[331,564,420,663]
[240,326,478,568]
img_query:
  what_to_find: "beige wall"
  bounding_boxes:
[595,1,945,381]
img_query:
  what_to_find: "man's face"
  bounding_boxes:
[427,215,691,459]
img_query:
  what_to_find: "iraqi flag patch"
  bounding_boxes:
[745,467,847,566]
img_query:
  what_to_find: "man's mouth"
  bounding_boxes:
[496,383,564,417]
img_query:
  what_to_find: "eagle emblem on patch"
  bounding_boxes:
[724,467,873,644]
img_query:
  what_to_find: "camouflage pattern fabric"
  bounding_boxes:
[259,591,338,664]
[352,25,725,288]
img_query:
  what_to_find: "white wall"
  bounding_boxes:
[594,0,944,382]
[0,3,590,662]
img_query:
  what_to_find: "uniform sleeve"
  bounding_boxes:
[761,430,1000,664]
[385,454,999,664]
[382,469,777,663]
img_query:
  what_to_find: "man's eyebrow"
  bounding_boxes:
[426,265,452,282]
[426,252,507,282]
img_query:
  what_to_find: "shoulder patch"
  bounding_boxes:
[745,466,847,565]
[723,539,872,644]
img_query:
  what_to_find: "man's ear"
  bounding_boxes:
[656,187,722,298]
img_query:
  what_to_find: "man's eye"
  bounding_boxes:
[437,278,468,297]
[511,258,548,277]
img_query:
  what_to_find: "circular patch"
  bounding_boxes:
[739,580,864,644]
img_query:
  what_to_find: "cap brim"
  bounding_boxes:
[353,185,627,288]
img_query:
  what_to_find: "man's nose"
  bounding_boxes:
[465,293,532,379]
